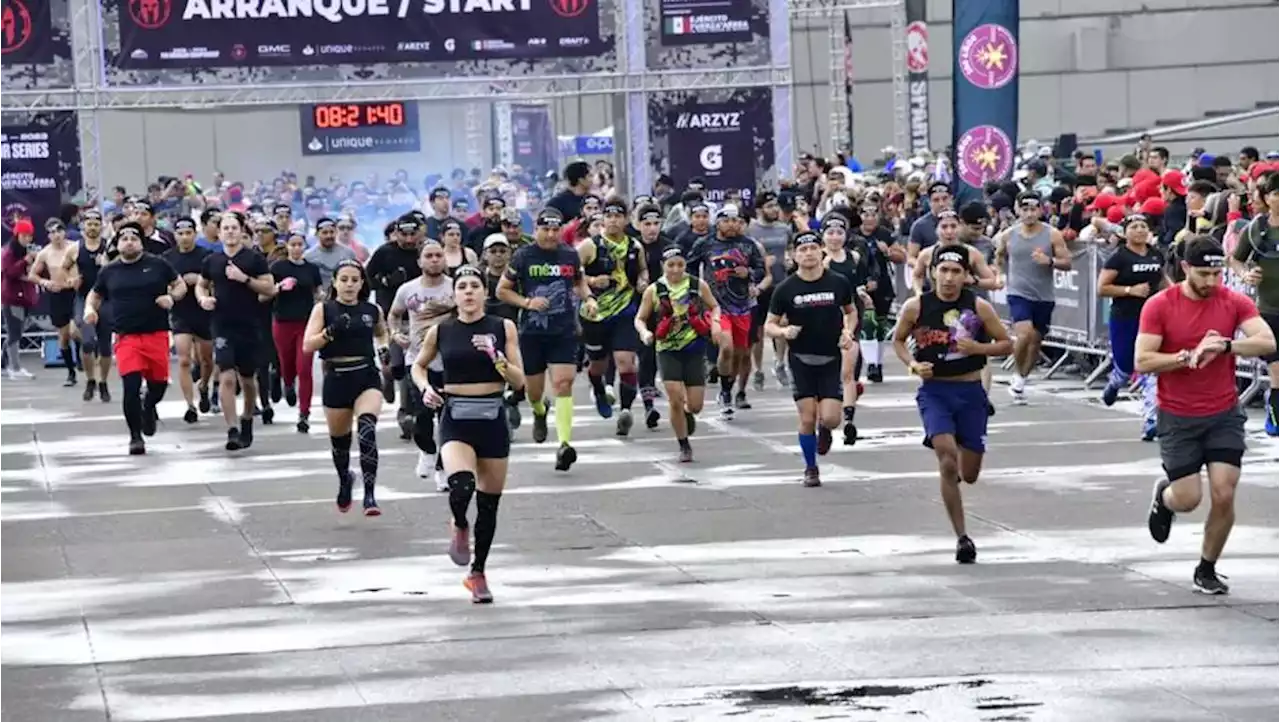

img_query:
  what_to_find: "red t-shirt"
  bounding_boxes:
[1138,285,1260,417]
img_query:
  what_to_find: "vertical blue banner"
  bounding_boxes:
[951,0,1019,206]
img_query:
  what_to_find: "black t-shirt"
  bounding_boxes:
[163,245,212,321]
[91,254,178,335]
[1104,245,1165,320]
[75,237,110,299]
[768,270,853,357]
[485,269,520,322]
[269,259,323,322]
[504,243,583,336]
[200,248,272,326]
[546,189,586,222]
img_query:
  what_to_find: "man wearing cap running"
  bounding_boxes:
[367,214,424,421]
[82,222,188,456]
[893,246,1012,563]
[1228,170,1279,437]
[497,208,597,471]
[995,191,1072,404]
[28,218,80,387]
[304,217,357,294]
[690,205,769,417]
[1140,236,1276,595]
[164,218,215,421]
[68,210,114,401]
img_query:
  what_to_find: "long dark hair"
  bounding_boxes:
[326,259,371,303]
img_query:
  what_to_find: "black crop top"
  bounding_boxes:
[320,300,380,360]
[910,289,988,378]
[437,313,508,386]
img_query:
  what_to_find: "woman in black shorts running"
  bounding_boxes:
[302,259,390,516]
[820,213,868,445]
[413,265,525,604]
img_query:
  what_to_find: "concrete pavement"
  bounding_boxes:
[1,358,1276,721]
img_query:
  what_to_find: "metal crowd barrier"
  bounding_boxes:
[888,242,1272,404]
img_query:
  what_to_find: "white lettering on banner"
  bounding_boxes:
[184,0,395,22]
[258,43,291,53]
[0,172,57,191]
[421,0,532,14]
[674,112,743,130]
[908,80,929,154]
[698,144,723,172]
[444,38,455,51]
[1053,268,1078,291]
[330,136,375,149]
[0,141,50,160]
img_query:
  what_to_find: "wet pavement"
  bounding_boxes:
[1,357,1276,721]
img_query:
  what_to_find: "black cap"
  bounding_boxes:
[536,208,564,228]
[44,218,65,231]
[927,181,951,197]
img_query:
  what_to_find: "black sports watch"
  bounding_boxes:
[1223,339,1233,354]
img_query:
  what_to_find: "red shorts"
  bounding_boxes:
[719,312,752,350]
[115,331,172,382]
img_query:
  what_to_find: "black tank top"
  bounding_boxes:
[76,238,108,298]
[912,289,988,378]
[825,250,864,290]
[320,300,379,360]
[437,314,508,385]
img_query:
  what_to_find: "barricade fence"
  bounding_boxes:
[888,242,1272,403]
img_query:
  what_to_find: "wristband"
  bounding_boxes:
[1224,339,1233,355]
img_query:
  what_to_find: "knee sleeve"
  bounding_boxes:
[447,470,477,528]
[448,470,476,494]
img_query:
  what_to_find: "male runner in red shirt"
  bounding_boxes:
[1138,236,1276,595]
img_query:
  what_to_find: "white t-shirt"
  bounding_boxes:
[390,275,455,372]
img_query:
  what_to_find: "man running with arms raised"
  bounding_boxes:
[893,247,1012,564]
[1141,236,1276,595]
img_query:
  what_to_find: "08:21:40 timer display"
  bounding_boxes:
[312,103,407,129]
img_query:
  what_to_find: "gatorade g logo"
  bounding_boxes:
[129,0,171,29]
[1,0,33,55]
[699,145,723,171]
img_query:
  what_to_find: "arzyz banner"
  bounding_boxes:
[904,0,931,155]
[1,0,57,64]
[659,0,751,46]
[113,0,606,68]
[1,112,82,246]
[666,93,771,206]
[951,0,1018,206]
[509,104,556,176]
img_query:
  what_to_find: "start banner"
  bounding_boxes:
[114,0,606,68]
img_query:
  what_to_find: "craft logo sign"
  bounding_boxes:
[905,20,928,73]
[955,124,1013,188]
[958,23,1018,90]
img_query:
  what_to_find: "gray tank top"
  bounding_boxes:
[748,220,791,284]
[1005,223,1055,302]
[968,236,996,301]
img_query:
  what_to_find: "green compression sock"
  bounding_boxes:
[555,395,574,445]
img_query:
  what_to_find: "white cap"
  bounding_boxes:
[483,233,510,249]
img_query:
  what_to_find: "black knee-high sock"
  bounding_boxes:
[256,364,271,409]
[121,372,144,438]
[61,344,75,374]
[1270,389,1278,425]
[330,432,352,481]
[448,471,476,529]
[619,371,637,410]
[588,372,606,397]
[472,491,501,574]
[144,380,168,412]
[356,413,378,491]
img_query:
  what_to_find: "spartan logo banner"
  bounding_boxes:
[1,112,82,245]
[950,0,1019,206]
[1,0,55,64]
[659,0,751,46]
[666,95,770,205]
[114,0,607,68]
[904,0,931,155]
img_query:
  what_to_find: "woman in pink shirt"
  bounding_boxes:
[2,219,41,379]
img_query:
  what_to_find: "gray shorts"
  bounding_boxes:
[1156,405,1247,479]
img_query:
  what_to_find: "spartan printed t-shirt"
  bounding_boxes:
[768,270,853,357]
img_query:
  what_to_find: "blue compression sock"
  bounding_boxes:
[798,433,818,468]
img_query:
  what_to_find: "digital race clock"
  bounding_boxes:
[299,102,421,157]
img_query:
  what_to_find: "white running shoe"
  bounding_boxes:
[416,450,432,478]
[1008,374,1028,405]
[7,368,33,380]
[434,468,448,492]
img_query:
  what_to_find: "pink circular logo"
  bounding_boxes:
[905,21,928,73]
[955,125,1013,188]
[958,23,1018,89]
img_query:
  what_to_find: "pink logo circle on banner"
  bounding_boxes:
[958,23,1018,89]
[905,21,929,73]
[955,125,1013,188]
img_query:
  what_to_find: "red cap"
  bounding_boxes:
[1132,168,1160,186]
[1141,197,1167,216]
[12,219,34,236]
[1133,179,1161,202]
[1105,206,1125,224]
[1250,161,1279,180]
[1161,170,1187,196]
[1088,193,1118,211]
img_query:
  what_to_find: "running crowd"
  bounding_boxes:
[0,144,1276,601]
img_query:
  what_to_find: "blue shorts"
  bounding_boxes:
[1007,295,1054,337]
[916,380,989,453]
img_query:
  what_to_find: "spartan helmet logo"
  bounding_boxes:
[549,0,588,18]
[129,0,171,30]
[1,0,33,55]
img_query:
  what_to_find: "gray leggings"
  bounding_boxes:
[2,305,28,371]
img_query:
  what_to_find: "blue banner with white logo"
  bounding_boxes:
[950,0,1019,206]
[559,135,615,156]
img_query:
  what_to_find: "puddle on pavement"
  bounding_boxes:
[703,679,1042,720]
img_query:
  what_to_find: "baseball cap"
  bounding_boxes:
[536,208,564,228]
[1087,192,1119,212]
[714,205,740,221]
[499,207,521,225]
[12,219,34,236]
[483,233,510,250]
[1105,205,1126,224]
[1160,170,1187,197]
[1140,197,1167,216]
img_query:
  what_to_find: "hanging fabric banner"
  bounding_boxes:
[665,92,772,206]
[904,0,931,155]
[1,111,81,245]
[951,0,1019,206]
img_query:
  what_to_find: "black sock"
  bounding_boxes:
[144,380,168,412]
[678,438,690,450]
[61,345,74,374]
[356,413,378,492]
[1270,390,1278,424]
[121,372,144,438]
[1198,557,1215,574]
[843,405,856,422]
[720,375,733,395]
[330,433,352,481]
[471,490,501,574]
[447,471,476,529]
[619,372,637,410]
[588,372,606,397]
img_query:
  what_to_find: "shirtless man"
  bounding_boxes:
[28,219,81,386]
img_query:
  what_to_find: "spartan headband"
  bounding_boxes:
[173,218,197,231]
[1184,243,1226,268]
[793,231,821,248]
[661,245,685,261]
[116,222,144,239]
[603,201,628,215]
[932,247,972,272]
[453,265,484,282]
[638,207,663,223]
[935,210,959,221]
[82,209,103,221]
[536,209,563,228]
[315,218,337,230]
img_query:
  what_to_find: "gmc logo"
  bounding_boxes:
[257,44,290,54]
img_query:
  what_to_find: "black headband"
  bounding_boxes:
[453,265,484,282]
[639,209,662,223]
[932,247,971,271]
[82,209,103,221]
[793,231,821,248]
[315,218,336,230]
[661,245,685,261]
[603,202,627,215]
[173,218,196,231]
[1184,245,1226,268]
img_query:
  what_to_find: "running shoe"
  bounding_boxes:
[98,382,110,403]
[555,443,578,471]
[1141,417,1158,442]
[363,491,381,517]
[684,410,697,436]
[261,406,274,425]
[270,372,283,404]
[82,380,97,402]
[141,404,159,437]
[867,364,883,383]
[718,390,734,420]
[616,409,633,437]
[397,410,415,440]
[449,525,471,566]
[128,437,146,456]
[239,417,254,449]
[63,372,76,388]
[645,406,661,429]
[7,368,33,380]
[734,392,752,410]
[773,362,789,389]
[752,370,765,392]
[464,572,493,604]
[416,450,432,478]
[816,425,832,455]
[678,444,693,463]
[1101,381,1120,407]
[183,406,198,424]
[532,407,549,443]
[593,390,614,419]
[296,416,309,434]
[955,536,977,564]
[225,427,243,451]
[198,385,210,412]
[1266,392,1279,437]
[435,469,448,492]
[1193,567,1229,595]
[284,383,297,407]
[986,401,996,417]
[1147,478,1175,543]
[802,466,821,487]
[209,394,220,414]
[605,385,617,406]
[381,372,396,404]
[506,402,522,432]
[843,421,858,446]
[336,471,354,512]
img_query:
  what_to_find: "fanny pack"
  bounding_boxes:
[446,396,504,421]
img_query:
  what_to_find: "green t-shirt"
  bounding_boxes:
[1232,215,1278,315]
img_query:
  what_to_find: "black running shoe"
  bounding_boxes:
[1147,478,1175,544]
[99,383,111,403]
[296,415,309,434]
[956,536,977,564]
[734,392,752,410]
[645,406,660,430]
[225,427,243,451]
[284,384,297,407]
[261,406,274,425]
[141,404,158,437]
[867,364,883,383]
[986,401,996,417]
[63,373,76,388]
[1193,567,1229,596]
[363,488,381,517]
[128,437,146,456]
[336,471,354,512]
[843,421,858,446]
[555,443,577,471]
[817,425,833,455]
[685,410,697,436]
[506,402,522,432]
[198,385,211,413]
[532,408,548,443]
[183,406,198,424]
[270,372,283,404]
[82,380,97,402]
[239,417,254,449]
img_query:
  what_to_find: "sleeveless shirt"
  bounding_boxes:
[911,289,988,378]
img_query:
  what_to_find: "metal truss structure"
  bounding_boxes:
[789,0,907,157]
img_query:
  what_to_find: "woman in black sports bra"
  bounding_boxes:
[413,265,525,604]
[302,259,391,517]
[440,220,477,276]
[820,213,868,447]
